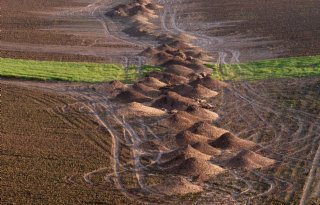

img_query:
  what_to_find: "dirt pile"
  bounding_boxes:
[189,122,228,140]
[190,75,229,90]
[106,0,160,37]
[190,84,219,99]
[164,65,194,77]
[167,83,218,99]
[175,131,221,155]
[185,50,210,61]
[169,84,193,96]
[157,44,176,52]
[104,80,128,96]
[138,76,167,88]
[151,51,174,65]
[223,150,276,170]
[168,157,225,181]
[151,176,203,195]
[152,91,197,110]
[140,47,158,57]
[147,71,189,85]
[185,105,219,121]
[160,59,191,69]
[188,63,213,74]
[116,102,166,117]
[109,80,127,90]
[175,131,210,147]
[132,82,160,97]
[209,132,256,150]
[103,0,276,197]
[168,40,192,50]
[145,42,194,65]
[155,111,200,131]
[159,145,212,163]
[107,0,158,18]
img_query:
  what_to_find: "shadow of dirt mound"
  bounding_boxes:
[114,89,153,103]
[209,132,256,151]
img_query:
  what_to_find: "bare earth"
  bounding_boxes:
[1,0,319,62]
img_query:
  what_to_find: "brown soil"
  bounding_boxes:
[2,0,302,203]
[0,0,147,63]
[174,0,320,61]
[0,83,139,205]
[201,0,320,58]
[2,0,319,63]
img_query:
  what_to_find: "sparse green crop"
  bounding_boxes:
[207,56,320,81]
[0,58,162,83]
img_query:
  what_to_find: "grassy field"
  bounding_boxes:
[208,56,320,81]
[0,58,161,83]
[1,56,320,83]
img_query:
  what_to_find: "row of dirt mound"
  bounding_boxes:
[105,0,275,197]
[106,0,161,37]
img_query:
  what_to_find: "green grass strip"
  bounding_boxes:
[0,58,162,83]
[1,56,319,83]
[207,56,320,81]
